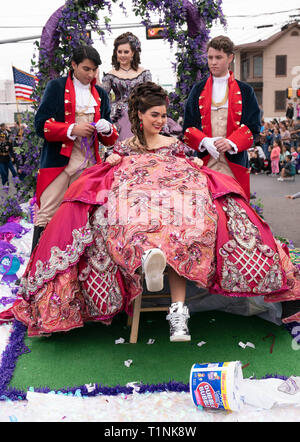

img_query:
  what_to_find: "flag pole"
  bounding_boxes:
[12,65,23,137]
[12,65,38,140]
[16,100,23,138]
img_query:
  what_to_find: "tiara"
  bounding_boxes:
[128,35,141,51]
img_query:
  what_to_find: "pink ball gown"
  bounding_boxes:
[4,140,299,336]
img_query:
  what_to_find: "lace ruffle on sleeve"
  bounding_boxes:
[101,74,112,94]
[142,70,152,82]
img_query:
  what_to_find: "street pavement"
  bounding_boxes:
[250,173,300,248]
[1,172,299,247]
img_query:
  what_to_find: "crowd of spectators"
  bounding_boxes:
[0,122,24,188]
[249,106,300,179]
[2,103,300,189]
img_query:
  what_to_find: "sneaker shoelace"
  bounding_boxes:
[166,307,190,332]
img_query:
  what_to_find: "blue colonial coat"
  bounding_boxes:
[183,72,261,199]
[34,72,119,206]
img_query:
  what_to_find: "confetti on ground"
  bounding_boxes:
[124,359,133,368]
[242,363,250,369]
[146,339,155,345]
[115,337,125,344]
[126,382,142,393]
[278,377,300,395]
[238,341,255,349]
[262,333,276,353]
[85,384,96,393]
[197,341,207,347]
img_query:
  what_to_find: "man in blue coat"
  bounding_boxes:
[32,45,118,252]
[183,35,261,200]
[183,36,300,323]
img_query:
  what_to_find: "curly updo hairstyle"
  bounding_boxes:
[112,32,141,71]
[128,81,169,149]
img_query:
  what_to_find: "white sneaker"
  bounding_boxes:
[277,177,284,181]
[166,302,191,342]
[141,248,166,292]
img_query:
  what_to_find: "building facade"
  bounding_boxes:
[0,79,32,124]
[234,22,300,120]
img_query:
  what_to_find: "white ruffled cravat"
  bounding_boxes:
[73,76,97,114]
[211,72,230,110]
[67,76,98,140]
[199,71,237,154]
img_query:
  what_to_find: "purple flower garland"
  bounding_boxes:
[131,0,226,120]
[0,0,226,225]
[0,320,28,401]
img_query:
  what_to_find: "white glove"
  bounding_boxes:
[95,119,112,135]
[200,137,220,160]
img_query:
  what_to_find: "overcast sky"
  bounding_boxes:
[0,0,299,86]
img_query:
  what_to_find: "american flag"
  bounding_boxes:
[12,66,38,102]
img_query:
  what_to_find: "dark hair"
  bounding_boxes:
[280,121,288,130]
[71,45,101,68]
[112,32,141,71]
[207,35,235,56]
[128,81,168,149]
[274,139,283,149]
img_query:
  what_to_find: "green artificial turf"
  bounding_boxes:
[9,310,299,391]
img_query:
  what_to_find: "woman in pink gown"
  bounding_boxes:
[6,82,300,339]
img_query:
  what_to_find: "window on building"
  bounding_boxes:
[253,55,263,77]
[275,90,286,111]
[275,55,287,76]
[241,58,250,81]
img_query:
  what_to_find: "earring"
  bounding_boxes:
[139,121,143,131]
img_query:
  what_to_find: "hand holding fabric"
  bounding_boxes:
[192,157,203,168]
[71,122,95,138]
[214,138,238,154]
[105,153,122,166]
